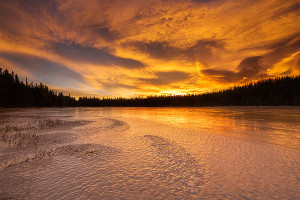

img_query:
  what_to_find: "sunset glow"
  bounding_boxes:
[0,0,299,97]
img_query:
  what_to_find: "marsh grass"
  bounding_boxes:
[4,147,55,169]
[0,118,67,163]
[37,119,64,129]
[0,118,78,146]
[1,118,75,133]
[0,119,9,124]
[0,117,88,167]
[32,147,54,160]
[0,131,39,148]
[3,124,34,132]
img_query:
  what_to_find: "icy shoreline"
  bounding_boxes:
[0,107,299,199]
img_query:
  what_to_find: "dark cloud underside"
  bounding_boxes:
[0,0,299,96]
[0,52,84,87]
[272,3,300,19]
[191,0,217,3]
[201,56,267,83]
[98,80,137,90]
[140,71,190,85]
[53,42,145,69]
[124,39,224,63]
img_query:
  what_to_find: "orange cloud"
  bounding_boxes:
[0,0,299,97]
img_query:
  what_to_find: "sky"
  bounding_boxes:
[0,0,299,97]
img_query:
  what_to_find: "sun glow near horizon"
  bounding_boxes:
[0,0,299,98]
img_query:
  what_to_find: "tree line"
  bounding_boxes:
[0,68,76,107]
[1,68,300,107]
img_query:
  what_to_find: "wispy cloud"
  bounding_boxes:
[201,56,268,83]
[0,52,84,88]
[0,0,299,97]
[52,41,145,68]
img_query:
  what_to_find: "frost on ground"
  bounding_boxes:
[0,110,126,199]
[0,115,91,170]
[0,111,126,170]
[0,108,299,200]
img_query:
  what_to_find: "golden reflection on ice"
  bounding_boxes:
[0,107,299,199]
[96,107,300,150]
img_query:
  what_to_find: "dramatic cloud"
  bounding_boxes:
[52,42,145,69]
[123,39,224,63]
[272,3,300,19]
[262,34,300,64]
[201,57,267,83]
[0,52,84,88]
[191,0,217,3]
[140,71,190,85]
[87,25,121,42]
[0,0,299,97]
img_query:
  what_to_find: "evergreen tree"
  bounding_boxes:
[0,67,299,107]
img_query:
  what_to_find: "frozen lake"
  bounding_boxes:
[0,107,299,199]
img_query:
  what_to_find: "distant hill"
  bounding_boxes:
[1,68,299,107]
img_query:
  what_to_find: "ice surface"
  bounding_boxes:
[0,107,299,199]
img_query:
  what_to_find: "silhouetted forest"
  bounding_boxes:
[1,68,300,107]
[0,68,76,107]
